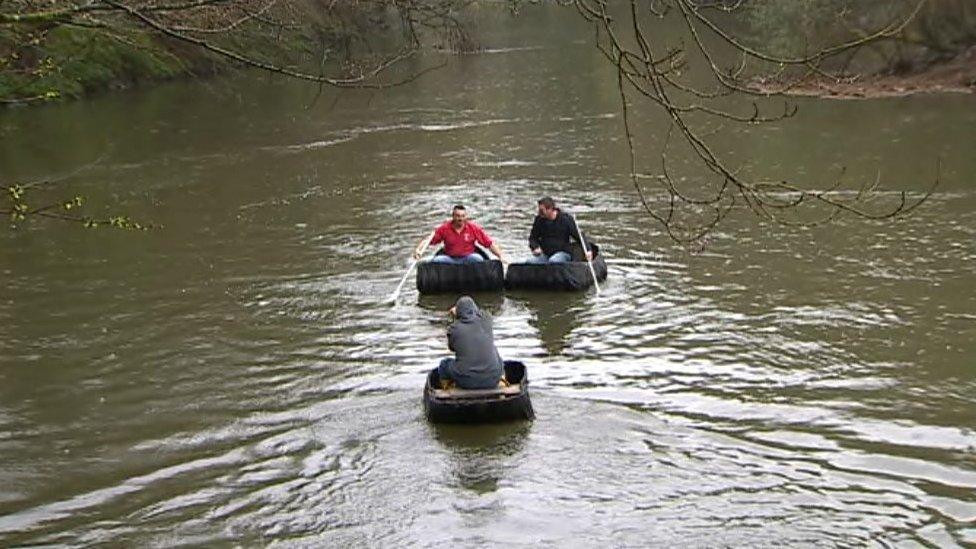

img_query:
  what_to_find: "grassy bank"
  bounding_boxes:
[0,25,224,103]
[0,0,394,105]
[0,0,481,106]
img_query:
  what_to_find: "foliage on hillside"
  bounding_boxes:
[743,0,976,74]
[0,0,474,104]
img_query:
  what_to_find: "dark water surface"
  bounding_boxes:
[2,7,975,547]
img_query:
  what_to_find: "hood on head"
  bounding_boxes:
[454,296,479,322]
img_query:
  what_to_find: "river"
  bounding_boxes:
[1,6,975,547]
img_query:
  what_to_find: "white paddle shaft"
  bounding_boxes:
[389,230,435,304]
[573,213,600,294]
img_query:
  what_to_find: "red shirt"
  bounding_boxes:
[430,220,493,257]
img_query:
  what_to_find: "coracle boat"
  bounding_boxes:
[423,360,535,424]
[416,248,504,294]
[505,243,608,291]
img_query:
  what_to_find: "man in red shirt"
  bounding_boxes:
[413,204,508,264]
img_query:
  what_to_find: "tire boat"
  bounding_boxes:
[423,360,535,424]
[505,243,608,291]
[416,248,504,294]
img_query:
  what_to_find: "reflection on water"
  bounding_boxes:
[1,5,975,546]
[417,291,505,319]
[431,422,531,494]
[511,291,588,355]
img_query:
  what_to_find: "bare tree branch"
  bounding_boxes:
[574,0,939,246]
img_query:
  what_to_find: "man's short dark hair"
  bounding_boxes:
[452,204,466,212]
[537,196,556,209]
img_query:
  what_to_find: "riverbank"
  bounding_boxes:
[5,19,975,106]
[0,28,221,105]
[0,3,355,106]
[750,46,976,100]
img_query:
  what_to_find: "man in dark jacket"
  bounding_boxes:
[438,296,504,389]
[527,196,592,263]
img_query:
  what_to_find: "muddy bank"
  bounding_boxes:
[751,46,976,99]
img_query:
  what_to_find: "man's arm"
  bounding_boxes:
[564,213,581,244]
[565,214,593,260]
[488,242,508,264]
[528,216,542,254]
[414,228,440,260]
[474,225,506,263]
[447,324,456,352]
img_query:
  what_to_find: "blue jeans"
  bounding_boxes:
[527,251,572,264]
[438,358,500,389]
[430,253,485,264]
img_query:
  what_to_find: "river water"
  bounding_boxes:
[1,7,975,547]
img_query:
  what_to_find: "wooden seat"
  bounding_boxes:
[431,383,522,399]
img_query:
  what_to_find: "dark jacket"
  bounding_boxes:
[447,296,504,388]
[528,210,582,257]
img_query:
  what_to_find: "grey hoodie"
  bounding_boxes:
[447,296,504,388]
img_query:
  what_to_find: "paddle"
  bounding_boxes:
[573,212,601,294]
[388,230,435,305]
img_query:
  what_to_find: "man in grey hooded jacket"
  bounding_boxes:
[438,296,505,389]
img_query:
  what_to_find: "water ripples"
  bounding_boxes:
[3,42,975,546]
